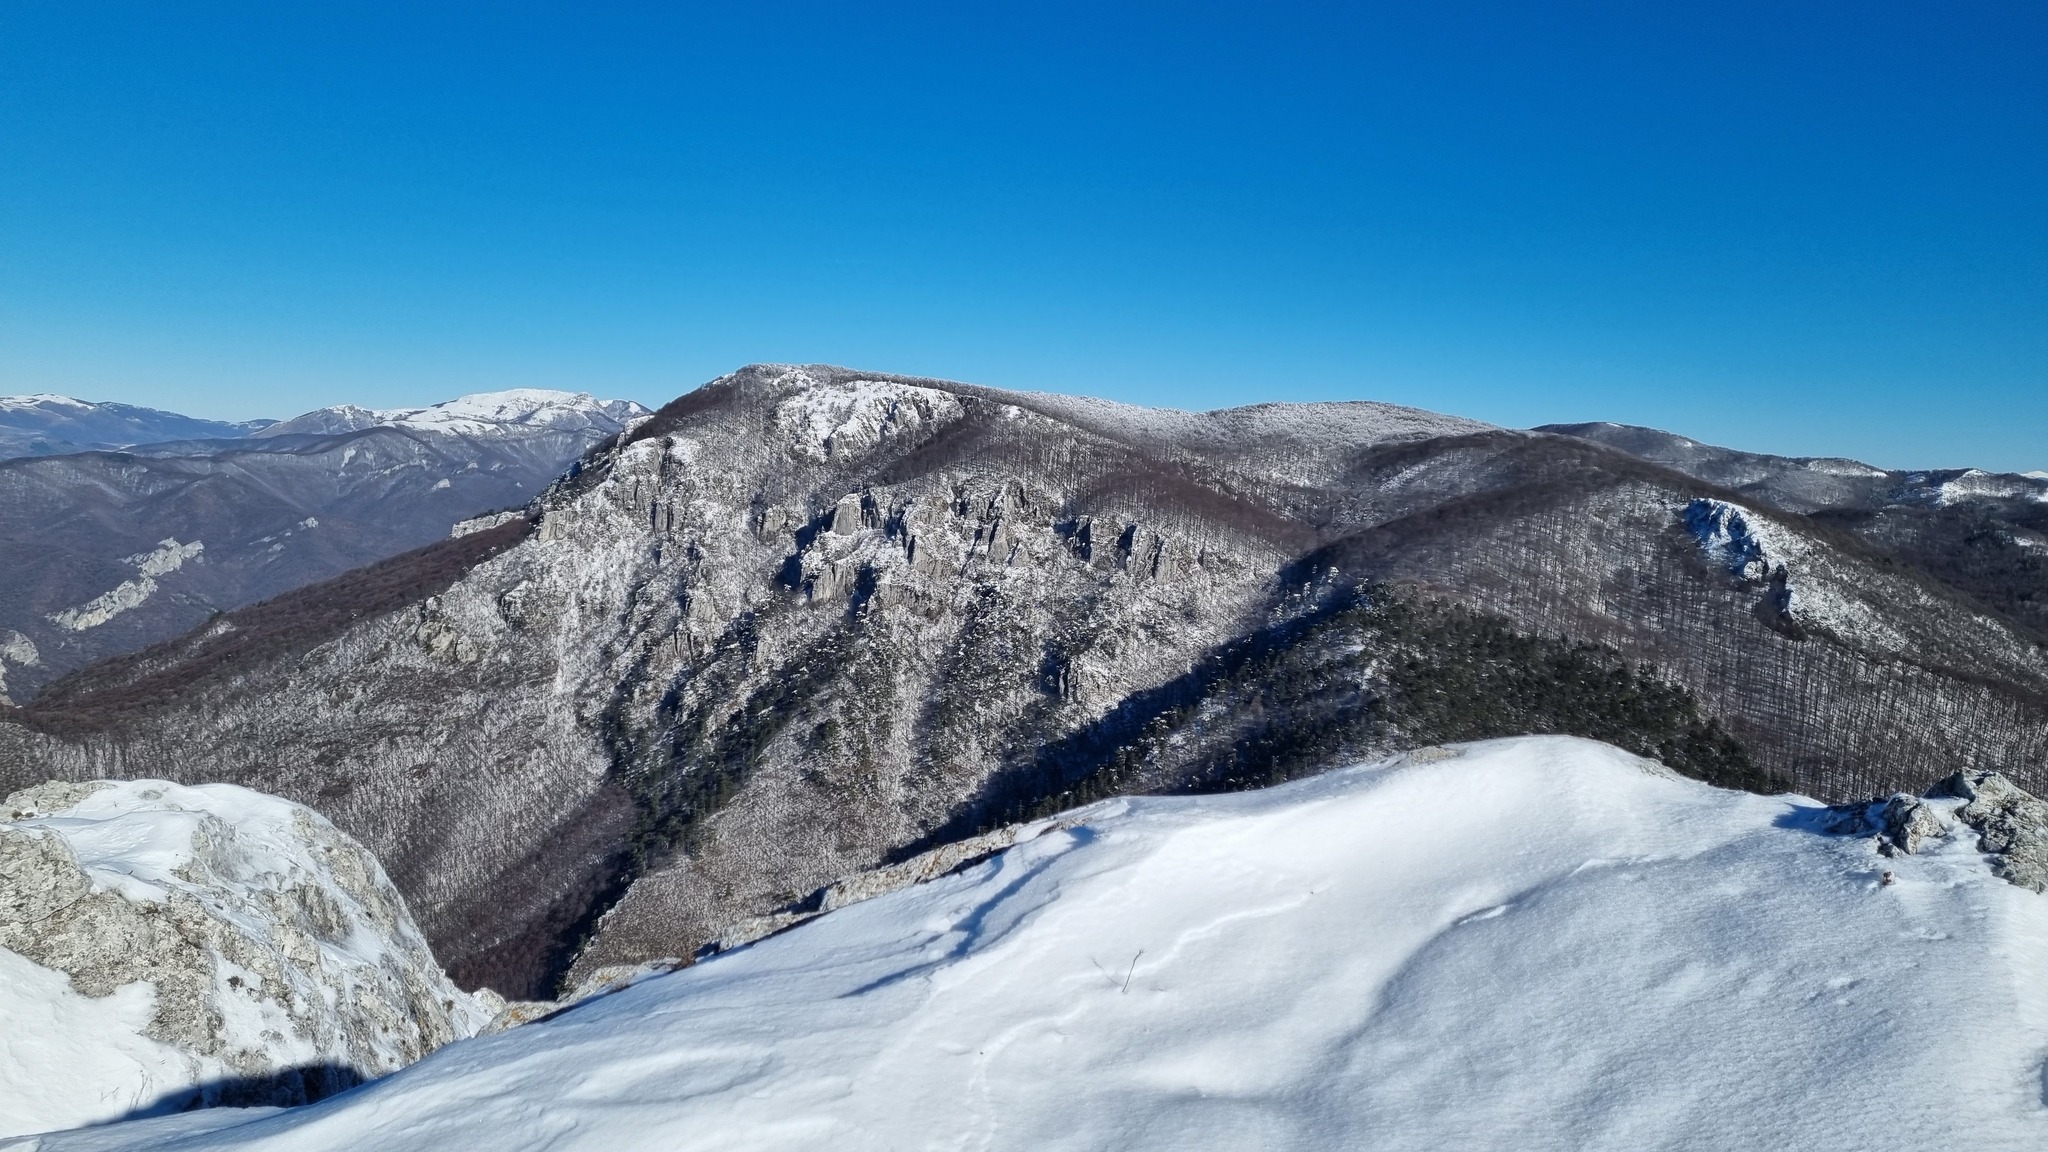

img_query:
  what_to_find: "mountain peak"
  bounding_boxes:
[257,389,651,439]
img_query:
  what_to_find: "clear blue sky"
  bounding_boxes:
[2,2,2042,471]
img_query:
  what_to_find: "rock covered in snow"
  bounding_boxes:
[1824,770,2048,894]
[1880,794,1949,856]
[0,779,487,1138]
[1938,771,2048,892]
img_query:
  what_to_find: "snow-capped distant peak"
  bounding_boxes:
[387,389,649,433]
[0,393,93,411]
[259,390,651,440]
[0,396,270,458]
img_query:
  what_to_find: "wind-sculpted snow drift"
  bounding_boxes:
[16,738,2048,1152]
[1,365,2043,999]
[0,780,488,1138]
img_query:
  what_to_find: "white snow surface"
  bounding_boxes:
[30,736,2048,1152]
[10,781,304,908]
[0,947,198,1137]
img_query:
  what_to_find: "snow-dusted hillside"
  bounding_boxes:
[5,364,2044,1003]
[0,780,487,1139]
[26,737,2048,1152]
[0,396,269,461]
[254,389,648,440]
[0,389,648,699]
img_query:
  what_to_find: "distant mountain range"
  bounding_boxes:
[3,364,2040,1001]
[0,394,274,460]
[0,389,648,700]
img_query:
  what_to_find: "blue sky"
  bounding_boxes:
[1,2,2042,470]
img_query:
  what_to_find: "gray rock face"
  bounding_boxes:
[0,778,485,1129]
[1939,771,2048,892]
[1882,795,1950,856]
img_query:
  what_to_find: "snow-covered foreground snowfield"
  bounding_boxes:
[14,736,2048,1151]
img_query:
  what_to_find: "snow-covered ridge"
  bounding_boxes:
[32,737,2048,1152]
[257,389,650,440]
[737,363,1496,486]
[1801,457,1889,478]
[0,394,94,411]
[1903,468,2048,507]
[0,780,487,1139]
[0,397,271,459]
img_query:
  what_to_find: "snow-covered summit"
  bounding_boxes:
[36,737,2048,1151]
[0,779,488,1139]
[256,389,649,440]
[0,393,94,411]
[726,363,1496,486]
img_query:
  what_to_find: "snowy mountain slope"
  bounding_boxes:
[1541,421,2048,642]
[253,389,648,440]
[1,365,2043,1002]
[20,737,2048,1152]
[944,378,1498,486]
[0,779,487,1138]
[1535,420,1899,512]
[0,396,271,462]
[1305,441,2048,800]
[0,392,646,699]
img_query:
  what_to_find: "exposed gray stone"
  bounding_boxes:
[0,779,487,1111]
[1882,795,1948,855]
[1940,771,2048,893]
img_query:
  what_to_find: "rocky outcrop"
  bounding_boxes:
[1881,794,1949,856]
[1936,771,2048,892]
[1822,771,2048,895]
[0,779,487,1135]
